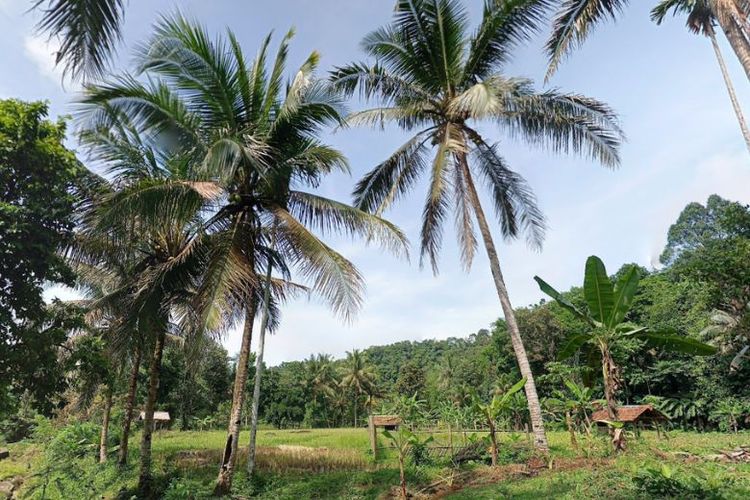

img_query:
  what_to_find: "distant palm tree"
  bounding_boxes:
[700,302,750,371]
[32,0,126,81]
[652,0,750,153]
[340,350,378,427]
[307,354,340,399]
[547,0,750,82]
[331,0,623,452]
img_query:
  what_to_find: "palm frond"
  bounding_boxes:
[287,191,409,258]
[273,209,364,322]
[464,127,546,249]
[353,130,434,214]
[498,85,624,167]
[546,0,629,80]
[451,153,478,271]
[33,0,125,81]
[464,0,553,83]
[420,125,457,273]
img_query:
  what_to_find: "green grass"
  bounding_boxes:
[4,428,750,498]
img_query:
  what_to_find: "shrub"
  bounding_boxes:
[633,465,731,499]
[163,477,213,500]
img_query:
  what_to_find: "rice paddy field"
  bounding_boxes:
[2,428,750,498]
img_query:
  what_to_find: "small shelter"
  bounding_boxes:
[368,415,402,454]
[138,411,171,430]
[591,404,668,429]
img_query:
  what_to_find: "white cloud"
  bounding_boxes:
[23,34,64,82]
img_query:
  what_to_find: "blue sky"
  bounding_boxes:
[4,0,750,365]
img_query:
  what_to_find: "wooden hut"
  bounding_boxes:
[591,404,668,429]
[368,415,402,455]
[138,411,171,430]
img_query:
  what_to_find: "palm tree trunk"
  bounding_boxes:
[215,304,256,495]
[138,330,166,496]
[118,345,141,466]
[99,386,113,463]
[713,0,750,80]
[353,399,358,428]
[458,157,549,452]
[247,259,274,477]
[708,25,750,153]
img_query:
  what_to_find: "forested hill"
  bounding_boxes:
[253,194,750,430]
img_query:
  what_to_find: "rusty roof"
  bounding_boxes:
[591,404,667,423]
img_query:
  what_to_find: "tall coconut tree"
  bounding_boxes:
[339,349,378,427]
[652,0,750,153]
[74,104,221,494]
[547,0,750,82]
[80,15,408,494]
[331,0,624,451]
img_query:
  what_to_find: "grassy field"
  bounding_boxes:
[2,427,750,498]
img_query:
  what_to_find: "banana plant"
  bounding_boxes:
[381,427,433,499]
[546,379,600,448]
[534,256,716,437]
[472,377,527,467]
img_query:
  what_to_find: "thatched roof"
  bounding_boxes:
[370,415,402,427]
[591,404,667,423]
[138,411,170,421]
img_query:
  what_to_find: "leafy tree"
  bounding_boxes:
[332,0,623,452]
[394,361,427,399]
[661,195,750,307]
[535,255,716,449]
[0,99,88,415]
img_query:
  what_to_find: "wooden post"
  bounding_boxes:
[368,415,377,457]
[448,423,453,457]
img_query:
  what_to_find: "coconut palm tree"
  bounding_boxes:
[339,349,378,427]
[65,231,140,465]
[79,16,408,494]
[331,0,624,452]
[700,301,750,371]
[32,0,126,81]
[307,353,340,399]
[547,0,750,81]
[652,0,750,153]
[74,105,220,494]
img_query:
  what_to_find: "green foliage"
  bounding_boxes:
[163,477,214,500]
[0,99,90,416]
[633,464,731,500]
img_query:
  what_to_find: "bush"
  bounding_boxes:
[163,477,213,500]
[633,465,731,499]
[409,440,432,466]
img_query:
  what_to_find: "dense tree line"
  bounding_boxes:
[236,195,750,432]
